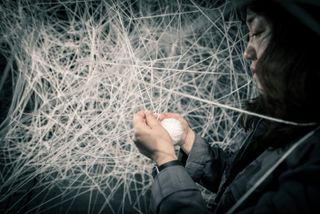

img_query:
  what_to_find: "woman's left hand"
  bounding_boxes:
[132,111,177,166]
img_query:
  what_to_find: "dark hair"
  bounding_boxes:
[240,0,320,147]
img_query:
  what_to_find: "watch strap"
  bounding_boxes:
[152,160,181,178]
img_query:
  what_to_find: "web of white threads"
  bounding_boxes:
[0,0,302,213]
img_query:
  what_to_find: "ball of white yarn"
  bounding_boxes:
[160,118,184,145]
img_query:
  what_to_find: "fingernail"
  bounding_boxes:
[154,113,160,119]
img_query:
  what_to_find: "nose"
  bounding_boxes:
[243,44,257,61]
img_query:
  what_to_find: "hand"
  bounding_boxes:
[133,111,177,166]
[158,112,195,154]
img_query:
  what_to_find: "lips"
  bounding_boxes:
[250,62,257,74]
[250,67,256,74]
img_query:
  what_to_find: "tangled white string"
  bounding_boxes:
[0,0,251,213]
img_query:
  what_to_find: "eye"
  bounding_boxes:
[244,31,263,42]
[249,31,262,39]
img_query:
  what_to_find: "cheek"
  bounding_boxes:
[256,41,268,58]
[256,37,271,59]
[253,74,263,91]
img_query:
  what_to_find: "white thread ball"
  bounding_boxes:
[160,118,184,145]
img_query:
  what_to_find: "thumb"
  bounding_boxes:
[145,111,160,128]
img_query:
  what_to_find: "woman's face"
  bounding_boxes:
[243,9,272,90]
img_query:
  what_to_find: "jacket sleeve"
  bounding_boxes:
[179,134,231,192]
[150,165,212,214]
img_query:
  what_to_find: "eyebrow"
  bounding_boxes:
[246,15,255,26]
[245,9,258,26]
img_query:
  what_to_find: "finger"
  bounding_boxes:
[157,113,166,121]
[145,111,161,128]
[133,111,148,131]
[134,110,146,118]
[153,113,161,120]
[162,112,182,120]
[133,111,145,124]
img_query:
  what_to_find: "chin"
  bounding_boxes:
[253,77,263,93]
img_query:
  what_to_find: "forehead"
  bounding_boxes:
[246,9,257,25]
[246,9,270,29]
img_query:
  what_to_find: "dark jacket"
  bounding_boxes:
[149,121,320,213]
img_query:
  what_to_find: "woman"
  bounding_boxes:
[133,0,320,213]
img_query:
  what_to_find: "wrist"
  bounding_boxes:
[152,160,182,178]
[154,154,177,166]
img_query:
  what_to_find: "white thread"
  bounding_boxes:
[0,0,250,212]
[160,118,184,145]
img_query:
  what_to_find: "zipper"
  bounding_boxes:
[214,118,263,205]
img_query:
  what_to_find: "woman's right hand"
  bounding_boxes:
[133,111,177,166]
[158,113,195,154]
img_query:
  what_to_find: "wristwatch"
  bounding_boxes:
[152,160,181,178]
